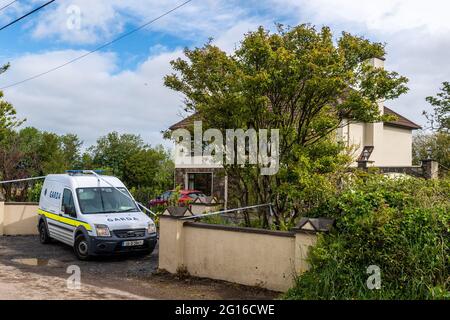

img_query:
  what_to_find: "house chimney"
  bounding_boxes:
[369,57,385,115]
[363,57,386,166]
[370,57,385,70]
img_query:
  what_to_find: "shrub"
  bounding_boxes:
[130,186,155,205]
[27,181,43,203]
[285,175,450,300]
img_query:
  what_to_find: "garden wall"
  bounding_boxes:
[158,215,318,292]
[0,202,39,236]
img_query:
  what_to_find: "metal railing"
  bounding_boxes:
[181,203,274,221]
[0,176,46,185]
[85,170,157,217]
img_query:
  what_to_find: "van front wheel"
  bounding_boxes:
[74,235,91,261]
[39,222,51,244]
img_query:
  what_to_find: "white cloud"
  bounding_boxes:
[1,48,185,147]
[0,0,270,148]
[0,1,34,25]
[28,0,250,45]
[31,0,123,44]
[3,0,450,141]
[212,20,264,53]
[265,0,450,127]
[274,0,450,34]
[384,31,450,127]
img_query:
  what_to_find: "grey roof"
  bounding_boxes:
[384,106,422,130]
[169,107,422,132]
[164,206,193,217]
[193,196,218,204]
[169,113,200,131]
[295,217,335,232]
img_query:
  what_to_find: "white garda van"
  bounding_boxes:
[37,171,157,260]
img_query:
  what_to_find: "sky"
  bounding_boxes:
[0,0,449,148]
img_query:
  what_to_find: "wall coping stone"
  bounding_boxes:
[184,221,296,238]
[4,202,39,206]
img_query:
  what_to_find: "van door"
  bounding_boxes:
[47,188,77,246]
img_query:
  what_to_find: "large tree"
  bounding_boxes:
[413,82,450,176]
[123,146,174,189]
[424,82,450,133]
[413,132,450,176]
[0,127,85,201]
[87,132,174,200]
[88,132,146,178]
[165,24,409,228]
[122,146,174,202]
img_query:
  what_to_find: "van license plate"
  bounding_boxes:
[122,240,144,247]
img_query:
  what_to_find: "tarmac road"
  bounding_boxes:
[0,236,278,300]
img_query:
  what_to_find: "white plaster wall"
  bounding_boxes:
[347,122,365,164]
[378,125,413,166]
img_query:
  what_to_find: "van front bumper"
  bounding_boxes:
[88,233,157,255]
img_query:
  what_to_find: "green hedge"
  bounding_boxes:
[285,176,450,300]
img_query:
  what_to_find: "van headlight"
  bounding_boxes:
[95,224,111,237]
[147,221,157,234]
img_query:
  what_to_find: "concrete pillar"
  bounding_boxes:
[357,160,368,170]
[158,216,186,273]
[0,202,4,236]
[421,159,439,180]
[293,231,317,274]
[224,175,228,210]
[184,172,189,190]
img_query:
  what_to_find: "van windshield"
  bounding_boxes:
[76,187,138,214]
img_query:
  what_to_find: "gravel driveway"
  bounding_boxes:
[0,236,278,300]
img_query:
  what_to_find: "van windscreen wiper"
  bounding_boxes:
[116,208,137,213]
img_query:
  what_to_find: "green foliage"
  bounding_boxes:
[0,94,25,140]
[273,138,353,227]
[129,186,151,204]
[416,82,450,177]
[60,134,83,169]
[413,132,450,177]
[0,127,85,201]
[87,132,174,203]
[165,24,409,228]
[28,181,43,202]
[151,204,168,216]
[0,64,170,204]
[0,63,9,75]
[201,214,234,226]
[0,126,174,202]
[168,185,182,207]
[123,145,174,193]
[201,213,277,229]
[285,175,450,300]
[425,82,450,133]
[165,24,408,147]
[0,64,25,141]
[0,109,174,203]
[88,132,146,178]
